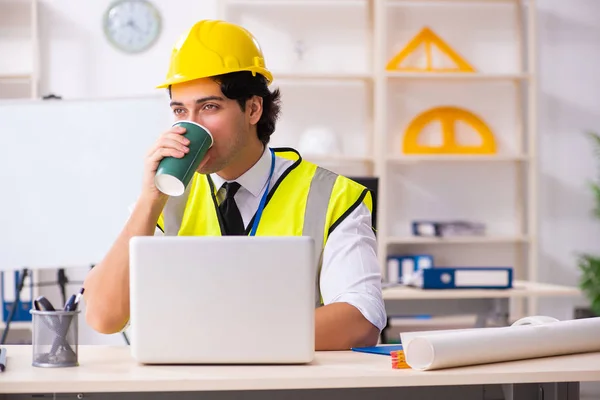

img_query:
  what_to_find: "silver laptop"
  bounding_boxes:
[128,235,316,364]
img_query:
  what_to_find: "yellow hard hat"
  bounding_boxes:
[156,19,273,89]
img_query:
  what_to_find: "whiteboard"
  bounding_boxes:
[0,95,173,271]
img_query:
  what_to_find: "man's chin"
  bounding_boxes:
[197,163,223,176]
[196,165,213,175]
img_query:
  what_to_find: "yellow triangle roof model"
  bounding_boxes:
[386,27,476,73]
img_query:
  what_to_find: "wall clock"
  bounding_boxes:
[103,0,162,54]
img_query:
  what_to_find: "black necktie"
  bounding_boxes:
[219,182,245,236]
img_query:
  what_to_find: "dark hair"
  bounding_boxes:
[168,71,281,145]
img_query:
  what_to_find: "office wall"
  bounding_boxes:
[530,4,600,396]
[28,0,600,349]
[37,0,218,99]
[536,0,600,317]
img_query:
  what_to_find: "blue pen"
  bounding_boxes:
[63,294,76,311]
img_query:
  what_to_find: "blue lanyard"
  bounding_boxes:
[249,148,275,236]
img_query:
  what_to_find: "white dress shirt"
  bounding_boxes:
[206,147,387,332]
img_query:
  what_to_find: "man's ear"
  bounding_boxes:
[248,96,263,125]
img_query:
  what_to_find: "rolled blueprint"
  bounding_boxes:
[400,316,600,371]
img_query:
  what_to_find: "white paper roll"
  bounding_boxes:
[401,317,600,371]
[511,315,559,326]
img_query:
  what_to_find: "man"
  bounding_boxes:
[83,19,386,350]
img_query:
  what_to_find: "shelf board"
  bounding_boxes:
[0,320,32,330]
[0,0,36,9]
[387,0,517,5]
[0,74,32,84]
[225,0,367,6]
[387,235,529,245]
[386,72,529,81]
[303,154,373,164]
[388,154,529,163]
[273,72,372,82]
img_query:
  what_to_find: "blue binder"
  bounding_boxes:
[387,254,433,284]
[1,270,33,322]
[412,267,513,289]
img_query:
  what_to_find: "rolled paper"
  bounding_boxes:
[400,316,600,371]
[511,315,559,326]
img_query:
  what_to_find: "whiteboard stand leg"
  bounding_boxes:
[122,331,130,345]
[0,268,29,345]
[57,268,68,306]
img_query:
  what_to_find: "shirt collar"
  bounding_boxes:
[210,146,271,198]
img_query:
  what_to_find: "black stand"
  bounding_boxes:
[57,268,68,306]
[0,268,29,345]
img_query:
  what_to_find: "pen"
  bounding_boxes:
[63,294,76,311]
[65,288,85,312]
[0,347,6,372]
[34,296,56,312]
[73,287,85,310]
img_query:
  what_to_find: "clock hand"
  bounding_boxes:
[128,19,144,33]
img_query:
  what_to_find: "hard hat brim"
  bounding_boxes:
[156,68,274,89]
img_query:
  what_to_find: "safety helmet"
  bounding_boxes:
[156,19,273,89]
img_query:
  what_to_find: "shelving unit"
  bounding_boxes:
[386,72,530,80]
[387,154,530,163]
[274,72,372,81]
[219,0,538,317]
[0,0,40,100]
[386,235,530,245]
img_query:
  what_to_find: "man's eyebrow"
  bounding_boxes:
[169,96,225,107]
[196,96,224,103]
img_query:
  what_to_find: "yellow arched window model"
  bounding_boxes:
[386,27,475,73]
[403,106,497,155]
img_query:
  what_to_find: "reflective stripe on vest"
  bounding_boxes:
[301,166,338,306]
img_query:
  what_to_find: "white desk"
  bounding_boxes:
[382,280,581,332]
[2,345,599,400]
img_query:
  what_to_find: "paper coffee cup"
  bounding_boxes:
[154,120,213,196]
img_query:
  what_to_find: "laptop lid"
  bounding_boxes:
[128,235,316,364]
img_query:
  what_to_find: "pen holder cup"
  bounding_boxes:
[30,309,80,368]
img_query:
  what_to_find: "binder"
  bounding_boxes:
[412,220,486,237]
[387,254,433,284]
[408,267,513,289]
[1,270,34,322]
